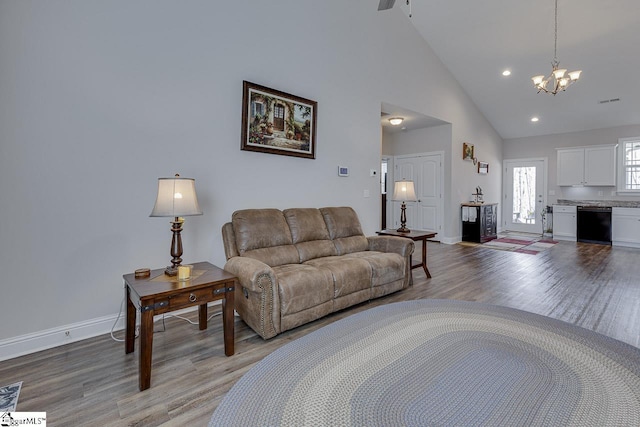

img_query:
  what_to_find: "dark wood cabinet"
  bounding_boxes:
[462,203,498,243]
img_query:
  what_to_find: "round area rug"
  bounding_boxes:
[210,300,640,426]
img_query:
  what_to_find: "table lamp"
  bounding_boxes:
[393,180,417,233]
[150,174,203,276]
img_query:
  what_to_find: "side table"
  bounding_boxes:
[123,261,236,391]
[377,229,437,278]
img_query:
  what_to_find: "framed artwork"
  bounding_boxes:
[463,142,475,161]
[241,81,317,159]
[478,161,489,174]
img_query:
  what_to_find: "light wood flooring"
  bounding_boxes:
[2,240,639,426]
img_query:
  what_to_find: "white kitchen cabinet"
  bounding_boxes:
[612,207,640,248]
[553,205,577,241]
[556,145,617,186]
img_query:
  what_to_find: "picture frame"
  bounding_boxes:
[241,81,317,159]
[463,142,475,161]
[478,161,489,174]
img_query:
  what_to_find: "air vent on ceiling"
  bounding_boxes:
[598,98,621,104]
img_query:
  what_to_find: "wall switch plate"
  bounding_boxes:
[548,190,556,196]
[370,169,377,177]
[338,166,349,177]
[363,189,370,198]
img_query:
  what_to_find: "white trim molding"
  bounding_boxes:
[0,313,125,362]
[0,302,223,362]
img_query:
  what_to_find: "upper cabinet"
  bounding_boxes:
[557,144,617,186]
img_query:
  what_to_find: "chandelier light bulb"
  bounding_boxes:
[532,75,545,86]
[568,70,582,81]
[553,68,567,79]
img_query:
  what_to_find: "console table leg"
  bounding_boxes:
[125,285,136,354]
[223,285,235,356]
[422,239,431,278]
[139,309,154,391]
[198,304,208,330]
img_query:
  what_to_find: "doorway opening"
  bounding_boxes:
[503,158,548,234]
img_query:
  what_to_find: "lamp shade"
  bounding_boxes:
[150,176,203,217]
[392,180,417,202]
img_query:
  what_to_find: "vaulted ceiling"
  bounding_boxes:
[383,0,640,140]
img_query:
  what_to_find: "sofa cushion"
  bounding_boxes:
[233,209,293,252]
[232,209,299,266]
[305,256,372,298]
[242,246,301,267]
[333,235,369,255]
[320,207,364,239]
[284,208,337,262]
[273,264,334,316]
[294,241,338,263]
[284,208,331,242]
[320,207,368,254]
[345,251,406,287]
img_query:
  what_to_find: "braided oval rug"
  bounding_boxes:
[210,300,640,426]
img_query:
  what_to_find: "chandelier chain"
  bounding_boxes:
[553,0,558,63]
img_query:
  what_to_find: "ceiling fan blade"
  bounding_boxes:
[378,0,396,11]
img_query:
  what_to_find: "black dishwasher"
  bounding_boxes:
[577,206,612,245]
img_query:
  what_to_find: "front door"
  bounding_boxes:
[504,159,547,234]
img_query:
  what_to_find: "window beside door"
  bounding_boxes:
[512,166,537,225]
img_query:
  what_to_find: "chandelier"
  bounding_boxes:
[531,0,582,95]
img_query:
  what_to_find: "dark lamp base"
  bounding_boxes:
[165,266,179,276]
[396,226,411,233]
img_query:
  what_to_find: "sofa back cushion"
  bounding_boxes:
[284,208,337,262]
[320,207,368,254]
[232,209,299,266]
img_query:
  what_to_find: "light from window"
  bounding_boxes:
[622,138,640,190]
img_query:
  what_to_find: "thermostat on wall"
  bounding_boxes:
[338,166,349,177]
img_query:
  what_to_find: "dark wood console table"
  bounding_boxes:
[123,261,236,391]
[377,229,437,278]
[461,203,498,243]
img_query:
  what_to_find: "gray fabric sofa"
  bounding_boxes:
[221,207,414,339]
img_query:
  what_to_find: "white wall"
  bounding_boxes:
[504,124,640,203]
[382,124,452,235]
[0,0,502,355]
[383,122,503,242]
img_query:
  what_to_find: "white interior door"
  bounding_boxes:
[504,159,547,234]
[392,153,443,233]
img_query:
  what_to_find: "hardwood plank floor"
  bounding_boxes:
[1,241,639,426]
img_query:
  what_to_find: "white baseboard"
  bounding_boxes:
[440,236,461,244]
[0,313,125,362]
[0,301,222,362]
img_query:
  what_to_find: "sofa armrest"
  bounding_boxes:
[224,256,276,293]
[224,256,280,339]
[367,235,414,257]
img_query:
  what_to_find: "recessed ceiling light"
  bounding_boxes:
[389,117,404,126]
[531,117,539,122]
[502,70,511,76]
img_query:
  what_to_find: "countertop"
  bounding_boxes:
[555,199,640,208]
